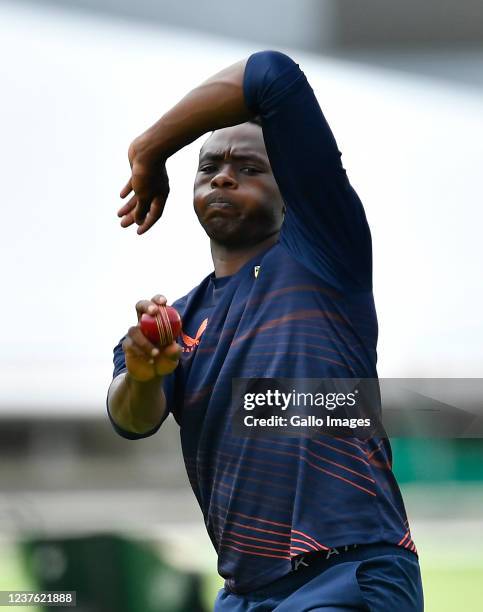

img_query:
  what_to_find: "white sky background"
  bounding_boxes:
[0,2,482,414]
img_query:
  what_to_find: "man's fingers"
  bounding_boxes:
[136,212,152,235]
[134,199,150,226]
[122,335,155,362]
[127,325,160,358]
[124,334,181,363]
[120,213,135,228]
[135,299,160,319]
[161,342,183,361]
[136,197,165,235]
[120,178,133,199]
[117,195,137,217]
[150,294,167,306]
[122,336,157,365]
[122,335,143,356]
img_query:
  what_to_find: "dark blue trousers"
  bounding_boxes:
[215,544,424,611]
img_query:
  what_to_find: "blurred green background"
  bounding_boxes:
[391,439,483,612]
[1,438,482,611]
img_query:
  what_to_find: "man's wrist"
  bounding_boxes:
[130,129,169,168]
[127,371,166,427]
[125,370,164,387]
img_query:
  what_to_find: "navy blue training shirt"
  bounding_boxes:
[109,50,416,593]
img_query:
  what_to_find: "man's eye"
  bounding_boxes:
[241,167,259,174]
[199,165,216,172]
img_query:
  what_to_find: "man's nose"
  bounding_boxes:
[211,168,237,189]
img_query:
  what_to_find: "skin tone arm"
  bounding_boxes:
[118,58,251,234]
[108,369,166,434]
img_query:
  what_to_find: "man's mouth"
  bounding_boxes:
[207,201,234,209]
[205,203,238,221]
[205,193,238,209]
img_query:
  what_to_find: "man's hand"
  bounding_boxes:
[117,57,250,235]
[118,137,170,235]
[122,294,182,381]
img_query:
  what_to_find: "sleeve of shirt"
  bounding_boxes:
[243,50,372,291]
[106,335,175,440]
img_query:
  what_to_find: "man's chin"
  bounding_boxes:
[203,223,255,249]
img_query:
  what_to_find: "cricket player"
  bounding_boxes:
[107,50,424,610]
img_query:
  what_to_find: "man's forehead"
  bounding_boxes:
[199,125,267,161]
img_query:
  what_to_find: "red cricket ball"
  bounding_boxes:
[140,305,182,347]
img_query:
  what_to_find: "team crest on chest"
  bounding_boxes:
[181,318,208,352]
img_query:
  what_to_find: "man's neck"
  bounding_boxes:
[211,233,279,278]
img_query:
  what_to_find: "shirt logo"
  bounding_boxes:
[181,318,208,353]
[292,556,309,571]
[254,265,260,278]
[291,545,359,571]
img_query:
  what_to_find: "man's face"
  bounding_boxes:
[193,122,285,248]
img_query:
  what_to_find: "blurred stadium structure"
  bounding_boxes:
[11,0,483,51]
[1,0,482,610]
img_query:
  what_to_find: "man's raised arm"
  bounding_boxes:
[119,50,371,288]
